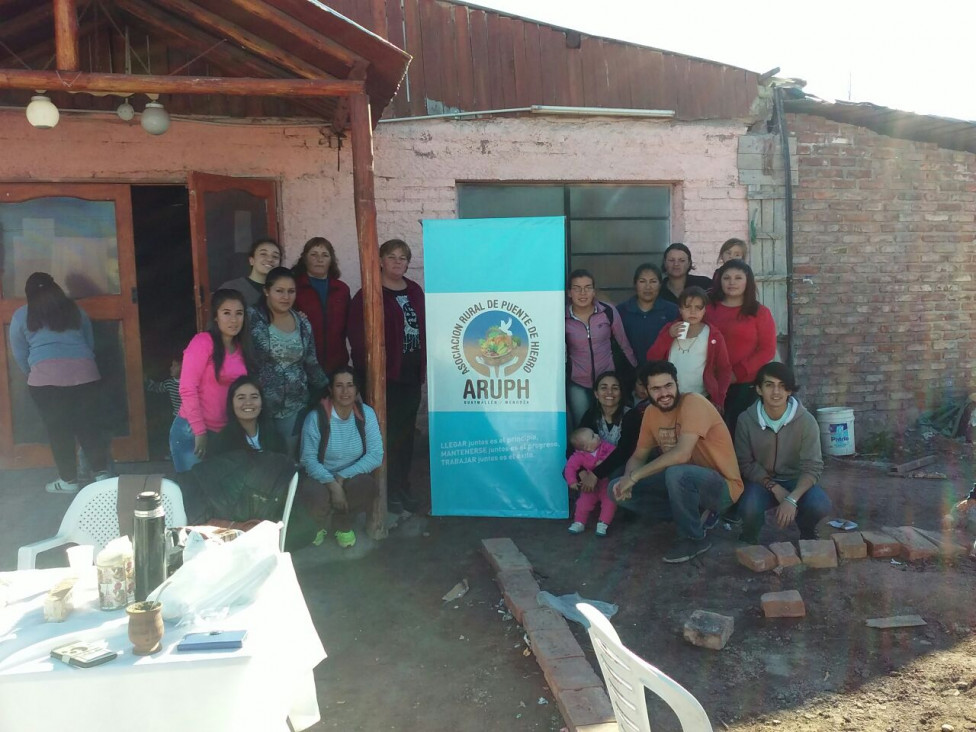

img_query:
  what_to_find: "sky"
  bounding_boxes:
[471,0,976,121]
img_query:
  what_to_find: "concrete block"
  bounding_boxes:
[736,544,778,572]
[882,526,940,561]
[799,539,838,568]
[683,610,734,650]
[912,527,968,558]
[831,531,868,560]
[769,541,801,567]
[861,530,901,558]
[481,537,533,573]
[542,655,604,694]
[555,686,616,731]
[496,569,541,624]
[521,607,566,634]
[761,590,806,618]
[528,628,586,663]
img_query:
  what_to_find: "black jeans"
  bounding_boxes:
[29,381,109,483]
[387,381,422,509]
[723,383,758,438]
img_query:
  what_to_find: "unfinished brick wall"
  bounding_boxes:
[789,113,976,436]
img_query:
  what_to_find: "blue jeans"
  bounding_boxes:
[169,417,204,473]
[610,464,732,541]
[567,383,595,429]
[737,479,833,544]
[272,413,301,460]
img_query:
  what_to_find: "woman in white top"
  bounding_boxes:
[646,286,731,412]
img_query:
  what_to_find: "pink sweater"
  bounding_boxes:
[178,332,248,436]
[563,439,617,486]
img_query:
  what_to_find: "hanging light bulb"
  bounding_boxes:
[117,98,135,121]
[26,94,59,129]
[140,100,170,135]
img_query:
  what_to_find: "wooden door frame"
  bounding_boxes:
[187,172,280,330]
[0,183,148,467]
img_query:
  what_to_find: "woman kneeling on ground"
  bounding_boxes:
[300,366,383,549]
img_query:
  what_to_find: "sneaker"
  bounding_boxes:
[335,530,357,548]
[702,510,720,531]
[568,522,585,534]
[596,522,609,537]
[663,537,712,564]
[312,529,328,547]
[45,479,79,494]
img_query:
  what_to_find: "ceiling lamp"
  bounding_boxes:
[26,94,59,129]
[117,98,135,121]
[140,100,170,135]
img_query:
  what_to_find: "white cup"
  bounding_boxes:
[677,321,691,339]
[67,544,95,570]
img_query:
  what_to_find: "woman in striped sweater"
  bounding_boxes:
[299,366,383,549]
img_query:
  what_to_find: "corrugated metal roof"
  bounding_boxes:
[327,0,761,121]
[784,96,976,155]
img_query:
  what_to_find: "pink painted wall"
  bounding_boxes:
[0,111,748,295]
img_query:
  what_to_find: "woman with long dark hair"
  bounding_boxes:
[660,243,714,304]
[9,272,111,493]
[291,237,351,374]
[578,371,629,447]
[707,260,777,433]
[249,267,329,457]
[209,375,286,456]
[171,289,251,472]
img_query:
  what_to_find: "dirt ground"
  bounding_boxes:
[304,435,976,732]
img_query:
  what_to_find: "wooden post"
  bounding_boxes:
[371,0,388,39]
[350,93,388,537]
[53,0,80,71]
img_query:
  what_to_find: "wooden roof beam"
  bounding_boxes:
[0,5,54,46]
[0,69,363,96]
[53,0,80,70]
[114,0,337,119]
[1,18,103,70]
[143,0,341,82]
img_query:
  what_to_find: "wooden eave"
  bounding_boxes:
[0,0,411,128]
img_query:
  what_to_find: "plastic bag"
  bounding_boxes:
[147,520,280,622]
[536,591,618,627]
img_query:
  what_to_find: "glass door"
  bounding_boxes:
[187,173,279,329]
[0,184,148,467]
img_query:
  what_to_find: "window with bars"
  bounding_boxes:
[457,184,670,303]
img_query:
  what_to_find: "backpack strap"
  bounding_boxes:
[316,398,368,464]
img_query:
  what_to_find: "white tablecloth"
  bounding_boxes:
[0,553,326,731]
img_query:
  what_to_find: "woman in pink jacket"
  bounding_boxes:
[564,269,636,428]
[170,289,251,472]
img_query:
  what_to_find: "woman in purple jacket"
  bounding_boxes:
[564,270,636,428]
[349,239,426,515]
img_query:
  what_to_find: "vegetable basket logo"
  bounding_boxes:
[449,300,540,405]
[465,312,528,377]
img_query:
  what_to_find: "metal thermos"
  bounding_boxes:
[133,491,166,602]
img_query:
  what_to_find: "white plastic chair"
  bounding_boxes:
[277,472,299,552]
[576,603,713,732]
[17,478,187,570]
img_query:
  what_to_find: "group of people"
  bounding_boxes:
[12,235,428,549]
[563,239,832,558]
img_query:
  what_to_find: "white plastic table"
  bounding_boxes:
[0,553,326,731]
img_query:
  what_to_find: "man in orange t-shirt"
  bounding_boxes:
[611,360,743,563]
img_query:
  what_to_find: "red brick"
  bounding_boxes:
[762,590,806,618]
[882,526,940,561]
[496,569,540,624]
[521,607,566,633]
[913,527,968,558]
[736,544,777,572]
[831,532,868,560]
[555,686,616,731]
[769,542,801,567]
[528,628,586,663]
[481,537,533,573]
[799,539,838,568]
[683,610,734,650]
[542,656,604,694]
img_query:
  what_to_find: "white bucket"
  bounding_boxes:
[816,407,856,456]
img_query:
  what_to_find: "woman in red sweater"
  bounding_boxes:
[707,260,777,434]
[291,237,351,375]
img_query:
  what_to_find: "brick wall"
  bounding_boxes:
[789,113,976,435]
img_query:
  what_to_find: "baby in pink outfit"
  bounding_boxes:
[563,427,618,536]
